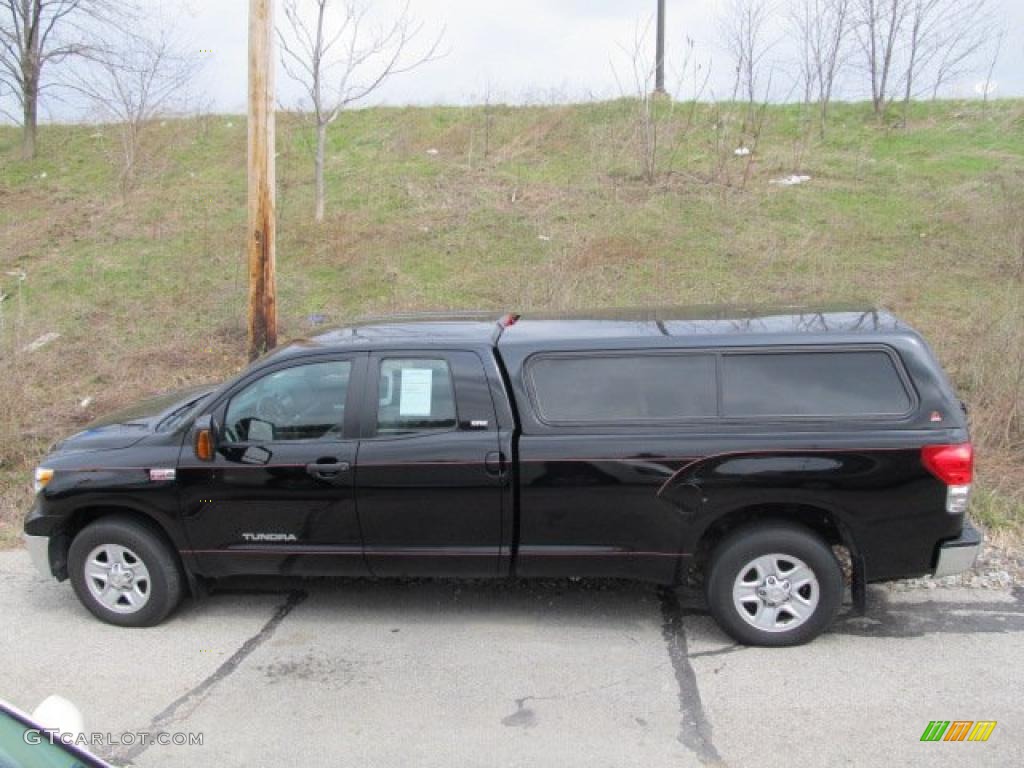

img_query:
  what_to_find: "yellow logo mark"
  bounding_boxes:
[967,721,997,742]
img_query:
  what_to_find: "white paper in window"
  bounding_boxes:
[399,368,433,416]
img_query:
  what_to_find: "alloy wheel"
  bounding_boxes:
[731,552,819,633]
[83,543,152,614]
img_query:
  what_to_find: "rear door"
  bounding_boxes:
[355,350,504,576]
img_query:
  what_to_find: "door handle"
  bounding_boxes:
[306,460,351,483]
[484,451,507,477]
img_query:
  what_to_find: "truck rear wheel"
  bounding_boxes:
[68,516,183,627]
[705,522,842,647]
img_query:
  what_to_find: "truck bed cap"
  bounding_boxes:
[293,305,907,355]
[497,305,907,345]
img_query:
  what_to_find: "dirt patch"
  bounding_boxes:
[571,235,647,270]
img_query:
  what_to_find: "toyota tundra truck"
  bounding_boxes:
[23,307,981,645]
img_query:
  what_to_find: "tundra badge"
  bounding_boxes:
[242,533,298,542]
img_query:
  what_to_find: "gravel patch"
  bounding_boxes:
[888,540,1024,592]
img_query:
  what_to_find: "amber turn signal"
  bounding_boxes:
[195,429,214,461]
[34,467,54,493]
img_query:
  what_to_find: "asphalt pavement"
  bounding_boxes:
[2,549,1022,767]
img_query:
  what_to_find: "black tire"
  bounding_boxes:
[705,522,842,647]
[68,516,183,627]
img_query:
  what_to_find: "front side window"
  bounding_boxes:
[376,358,456,435]
[528,353,718,423]
[224,360,351,442]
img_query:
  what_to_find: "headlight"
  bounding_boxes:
[34,467,54,494]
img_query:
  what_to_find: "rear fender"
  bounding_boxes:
[658,451,864,552]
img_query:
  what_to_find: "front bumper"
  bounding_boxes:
[933,521,983,578]
[23,534,52,579]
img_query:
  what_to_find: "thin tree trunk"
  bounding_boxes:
[901,53,915,127]
[901,12,921,128]
[20,14,41,161]
[876,0,900,118]
[868,6,881,115]
[314,120,326,223]
[22,71,38,160]
[820,68,833,138]
[120,123,137,201]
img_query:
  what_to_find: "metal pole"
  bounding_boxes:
[247,0,277,361]
[655,0,666,95]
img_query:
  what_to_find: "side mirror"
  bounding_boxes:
[193,414,216,461]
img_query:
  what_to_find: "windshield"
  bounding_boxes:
[155,392,216,433]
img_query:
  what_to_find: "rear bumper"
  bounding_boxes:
[24,533,52,579]
[933,521,982,578]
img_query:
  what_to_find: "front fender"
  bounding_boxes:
[25,475,187,551]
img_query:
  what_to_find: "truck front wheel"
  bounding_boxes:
[68,516,183,627]
[705,522,842,647]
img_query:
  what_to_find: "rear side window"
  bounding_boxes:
[528,354,717,423]
[376,358,457,435]
[721,351,912,418]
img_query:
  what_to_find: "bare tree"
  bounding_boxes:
[855,0,992,119]
[901,0,991,122]
[718,0,774,124]
[854,0,908,116]
[65,29,200,197]
[613,17,660,184]
[899,0,935,121]
[611,18,709,184]
[0,0,123,159]
[790,0,851,136]
[792,1,817,104]
[924,0,992,100]
[277,0,444,222]
[978,26,1004,110]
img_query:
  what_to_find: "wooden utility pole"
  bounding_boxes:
[247,0,277,360]
[655,0,667,95]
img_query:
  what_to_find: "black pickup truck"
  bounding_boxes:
[24,307,981,645]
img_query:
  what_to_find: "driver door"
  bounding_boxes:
[178,354,368,578]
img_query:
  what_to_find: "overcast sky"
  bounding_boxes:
[26,0,1024,121]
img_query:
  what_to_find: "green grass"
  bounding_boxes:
[971,485,1024,537]
[1,98,1023,544]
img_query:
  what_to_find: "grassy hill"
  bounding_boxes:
[1,99,1022,546]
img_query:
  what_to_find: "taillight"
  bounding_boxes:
[921,443,973,514]
[921,443,973,485]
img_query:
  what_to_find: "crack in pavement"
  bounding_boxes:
[657,586,726,767]
[688,644,746,660]
[499,662,671,728]
[107,590,308,766]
